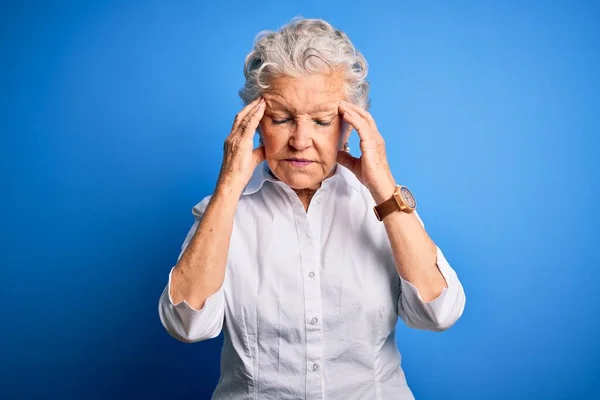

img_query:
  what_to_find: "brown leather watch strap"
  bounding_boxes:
[373,196,400,221]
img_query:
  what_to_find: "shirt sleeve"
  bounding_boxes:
[396,211,466,332]
[157,197,226,343]
[158,266,225,343]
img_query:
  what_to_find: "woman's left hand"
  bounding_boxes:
[337,101,397,204]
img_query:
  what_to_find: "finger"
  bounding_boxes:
[232,97,263,131]
[233,98,263,137]
[341,101,377,130]
[336,150,360,173]
[235,99,263,133]
[341,107,378,145]
[252,145,266,166]
[239,98,266,137]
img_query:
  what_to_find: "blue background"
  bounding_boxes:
[2,1,599,399]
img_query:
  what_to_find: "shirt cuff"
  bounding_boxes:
[399,246,465,331]
[158,266,225,342]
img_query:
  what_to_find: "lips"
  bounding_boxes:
[286,158,313,167]
[287,158,311,162]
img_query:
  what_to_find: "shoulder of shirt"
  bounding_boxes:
[191,195,212,218]
[241,161,364,196]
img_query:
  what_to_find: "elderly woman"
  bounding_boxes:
[158,17,465,400]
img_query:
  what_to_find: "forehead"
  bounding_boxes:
[263,72,345,114]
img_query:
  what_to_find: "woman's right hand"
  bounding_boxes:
[217,97,267,191]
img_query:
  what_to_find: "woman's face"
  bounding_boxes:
[259,71,350,190]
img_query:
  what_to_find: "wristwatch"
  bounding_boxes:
[373,185,416,221]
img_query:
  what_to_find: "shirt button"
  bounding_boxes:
[311,363,319,372]
[310,317,318,325]
[308,271,315,278]
[316,198,322,204]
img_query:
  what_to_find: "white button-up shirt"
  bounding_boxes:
[158,162,466,400]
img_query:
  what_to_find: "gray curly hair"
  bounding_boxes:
[239,17,370,110]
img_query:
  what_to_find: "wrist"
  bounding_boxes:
[215,176,246,198]
[370,180,397,205]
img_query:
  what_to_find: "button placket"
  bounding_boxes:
[293,201,323,397]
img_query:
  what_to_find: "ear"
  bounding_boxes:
[338,120,353,150]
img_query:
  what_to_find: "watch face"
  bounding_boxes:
[400,186,416,209]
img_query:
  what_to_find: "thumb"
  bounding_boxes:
[252,145,266,166]
[337,150,359,173]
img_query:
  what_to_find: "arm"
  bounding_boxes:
[373,204,466,332]
[158,185,244,343]
[170,184,244,309]
[158,97,266,343]
[337,100,465,332]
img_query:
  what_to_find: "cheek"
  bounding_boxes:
[315,126,343,155]
[259,123,286,151]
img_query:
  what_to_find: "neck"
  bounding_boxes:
[266,164,339,212]
[294,187,319,211]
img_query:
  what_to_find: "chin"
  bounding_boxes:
[271,167,321,190]
[285,176,322,190]
[269,159,335,190]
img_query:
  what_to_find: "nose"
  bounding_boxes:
[289,120,313,151]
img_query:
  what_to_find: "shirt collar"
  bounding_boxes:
[242,161,362,196]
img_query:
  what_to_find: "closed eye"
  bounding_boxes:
[271,117,291,125]
[270,117,334,126]
[314,119,332,127]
